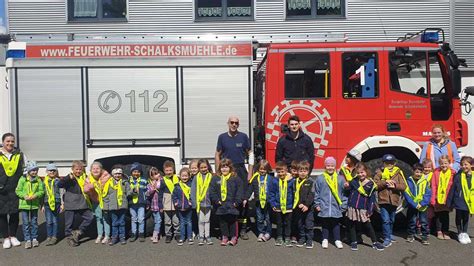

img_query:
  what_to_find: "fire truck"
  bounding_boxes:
[1,29,473,175]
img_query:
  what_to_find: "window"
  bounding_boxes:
[428,52,452,120]
[390,51,429,96]
[68,0,127,21]
[342,52,378,98]
[285,53,331,99]
[196,0,253,21]
[287,0,344,18]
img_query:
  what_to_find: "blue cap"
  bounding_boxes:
[130,162,142,173]
[382,154,396,162]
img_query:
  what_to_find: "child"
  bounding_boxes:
[128,162,148,242]
[248,160,273,242]
[84,161,111,244]
[289,160,299,243]
[41,163,63,246]
[191,159,214,245]
[447,156,473,244]
[102,167,131,245]
[340,149,361,182]
[346,163,384,251]
[314,157,346,249]
[430,155,455,240]
[289,161,299,180]
[162,160,180,243]
[173,168,193,245]
[293,161,315,249]
[403,163,431,245]
[146,167,164,244]
[15,161,44,249]
[189,159,199,181]
[189,159,200,239]
[373,154,406,247]
[269,161,295,247]
[422,159,434,183]
[58,160,94,247]
[210,158,243,246]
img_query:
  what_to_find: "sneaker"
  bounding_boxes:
[296,238,305,247]
[443,232,451,240]
[437,231,444,240]
[49,237,58,246]
[32,239,39,247]
[350,242,358,251]
[165,235,172,243]
[25,240,32,249]
[421,237,430,245]
[372,242,385,251]
[322,239,328,249]
[290,236,297,244]
[240,231,249,240]
[67,237,78,247]
[275,238,283,246]
[109,237,119,246]
[129,233,138,242]
[390,236,397,243]
[220,237,228,246]
[45,237,51,246]
[139,233,146,242]
[305,240,314,249]
[152,232,159,244]
[10,237,21,247]
[3,238,11,249]
[465,233,472,244]
[228,237,238,246]
[406,235,415,243]
[102,236,110,245]
[263,233,271,242]
[285,240,293,247]
[188,238,194,245]
[120,238,127,245]
[417,228,422,236]
[72,230,82,243]
[335,240,343,249]
[198,238,205,246]
[206,237,213,245]
[257,233,264,242]
[95,236,103,244]
[177,239,184,246]
[459,233,468,244]
[382,239,392,248]
[175,235,180,242]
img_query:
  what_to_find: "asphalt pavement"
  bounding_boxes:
[0,212,472,266]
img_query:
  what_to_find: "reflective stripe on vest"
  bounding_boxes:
[0,153,21,177]
[75,173,92,209]
[293,178,306,209]
[102,178,123,207]
[164,174,179,193]
[44,176,57,211]
[179,181,191,200]
[461,172,474,214]
[220,174,231,201]
[340,166,354,182]
[323,172,342,206]
[437,169,452,205]
[279,178,288,214]
[196,172,212,213]
[405,176,429,211]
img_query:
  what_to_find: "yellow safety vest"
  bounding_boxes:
[437,169,452,205]
[340,166,354,182]
[357,178,377,197]
[130,176,143,204]
[0,153,21,177]
[425,172,433,183]
[257,174,268,209]
[323,172,342,206]
[461,172,474,214]
[405,177,429,211]
[196,172,212,213]
[279,178,288,214]
[75,173,92,208]
[179,181,191,200]
[221,174,231,201]
[102,178,123,207]
[88,174,103,207]
[293,178,306,209]
[44,176,57,210]
[164,174,179,193]
[26,176,40,197]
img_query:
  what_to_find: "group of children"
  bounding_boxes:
[13,151,474,250]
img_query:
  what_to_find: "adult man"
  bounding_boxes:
[215,116,254,240]
[275,115,315,170]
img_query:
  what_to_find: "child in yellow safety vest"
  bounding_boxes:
[128,162,148,242]
[403,163,431,245]
[447,156,474,245]
[173,168,193,246]
[248,160,273,242]
[191,159,214,245]
[15,161,44,249]
[314,157,347,249]
[161,160,180,243]
[430,155,455,240]
[41,163,63,246]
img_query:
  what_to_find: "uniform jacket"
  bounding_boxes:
[275,130,315,169]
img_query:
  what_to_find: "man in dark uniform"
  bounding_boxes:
[215,116,254,240]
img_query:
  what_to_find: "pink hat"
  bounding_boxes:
[324,156,337,166]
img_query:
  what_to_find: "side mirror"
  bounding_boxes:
[465,86,474,97]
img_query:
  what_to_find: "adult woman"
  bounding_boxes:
[420,124,461,172]
[0,133,25,249]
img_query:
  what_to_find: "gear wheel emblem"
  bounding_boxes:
[266,100,333,157]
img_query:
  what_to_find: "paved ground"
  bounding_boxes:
[0,212,472,266]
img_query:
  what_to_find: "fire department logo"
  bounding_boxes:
[266,100,333,157]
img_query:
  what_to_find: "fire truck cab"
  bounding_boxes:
[255,29,471,173]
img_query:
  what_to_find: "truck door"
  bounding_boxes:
[336,51,386,161]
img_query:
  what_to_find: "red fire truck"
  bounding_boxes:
[254,29,472,174]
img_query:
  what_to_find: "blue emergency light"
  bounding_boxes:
[421,31,439,43]
[6,41,26,59]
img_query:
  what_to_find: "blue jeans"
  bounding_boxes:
[129,205,145,234]
[93,203,111,237]
[21,210,38,241]
[380,204,396,241]
[178,210,192,241]
[407,207,428,237]
[152,211,162,233]
[45,204,60,238]
[255,204,272,235]
[110,209,126,239]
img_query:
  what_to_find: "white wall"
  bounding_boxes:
[461,75,474,156]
